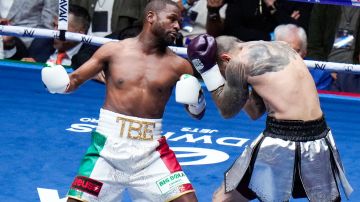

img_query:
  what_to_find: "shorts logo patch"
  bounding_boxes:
[156,171,191,194]
[71,176,103,197]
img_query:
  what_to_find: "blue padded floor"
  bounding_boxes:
[0,61,359,202]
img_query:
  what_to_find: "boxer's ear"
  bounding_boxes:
[146,11,155,24]
[220,53,231,63]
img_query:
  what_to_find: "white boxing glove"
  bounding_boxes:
[175,74,201,104]
[41,62,70,94]
[175,74,206,119]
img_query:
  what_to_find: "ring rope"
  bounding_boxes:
[0,25,116,46]
[1,25,360,74]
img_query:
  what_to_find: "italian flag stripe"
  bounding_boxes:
[68,131,107,198]
[156,137,181,172]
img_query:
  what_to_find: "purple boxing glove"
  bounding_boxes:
[187,34,217,73]
[187,34,225,91]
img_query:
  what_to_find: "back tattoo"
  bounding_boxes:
[246,42,298,76]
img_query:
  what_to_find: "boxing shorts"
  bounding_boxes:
[67,108,194,202]
[223,115,353,202]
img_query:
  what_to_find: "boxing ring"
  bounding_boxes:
[0,0,359,200]
[0,60,359,202]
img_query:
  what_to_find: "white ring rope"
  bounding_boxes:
[0,25,117,46]
[1,25,360,74]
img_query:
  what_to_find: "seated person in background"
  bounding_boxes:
[274,24,333,90]
[1,35,29,60]
[27,39,55,63]
[22,5,91,67]
[0,0,58,48]
[0,19,28,60]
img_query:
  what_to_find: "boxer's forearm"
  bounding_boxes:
[67,73,82,92]
[211,84,248,119]
[211,58,250,118]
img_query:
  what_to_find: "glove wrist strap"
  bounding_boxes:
[201,64,225,91]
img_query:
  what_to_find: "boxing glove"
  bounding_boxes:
[41,62,70,94]
[186,90,206,120]
[176,74,202,104]
[187,34,225,91]
[175,74,206,119]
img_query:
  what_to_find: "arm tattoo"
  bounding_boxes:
[211,60,249,118]
[247,42,298,76]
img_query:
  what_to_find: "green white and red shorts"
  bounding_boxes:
[67,108,194,202]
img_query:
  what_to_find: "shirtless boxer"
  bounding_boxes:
[41,0,204,201]
[187,34,353,202]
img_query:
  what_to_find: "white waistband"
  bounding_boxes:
[96,108,163,140]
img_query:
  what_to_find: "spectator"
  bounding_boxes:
[71,0,148,37]
[307,4,360,93]
[27,38,54,63]
[277,1,314,34]
[0,18,29,60]
[205,0,313,41]
[23,5,91,67]
[274,23,333,90]
[2,35,29,60]
[0,0,58,48]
